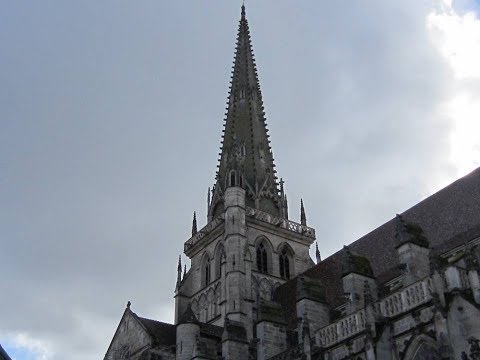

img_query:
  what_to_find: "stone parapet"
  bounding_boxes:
[245,207,316,240]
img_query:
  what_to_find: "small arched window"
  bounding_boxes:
[214,244,225,279]
[256,243,268,274]
[204,257,211,286]
[279,248,290,279]
[230,171,236,187]
[241,145,246,157]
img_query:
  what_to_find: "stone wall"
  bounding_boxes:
[256,321,288,360]
[104,311,151,360]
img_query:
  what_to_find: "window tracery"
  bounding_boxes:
[203,254,211,286]
[256,243,268,273]
[279,248,290,279]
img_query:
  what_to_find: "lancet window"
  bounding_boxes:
[204,256,211,286]
[256,243,268,274]
[230,171,236,187]
[279,248,290,279]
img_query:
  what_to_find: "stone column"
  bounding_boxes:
[223,187,250,336]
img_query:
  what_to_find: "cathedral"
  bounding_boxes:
[104,5,480,360]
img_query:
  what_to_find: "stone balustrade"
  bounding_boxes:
[184,214,224,252]
[245,207,316,239]
[379,278,431,317]
[317,277,433,348]
[317,310,366,348]
[184,207,316,252]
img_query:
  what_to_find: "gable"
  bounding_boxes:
[104,309,153,360]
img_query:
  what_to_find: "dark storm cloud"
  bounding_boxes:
[0,1,469,358]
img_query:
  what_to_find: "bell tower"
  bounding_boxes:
[175,5,316,343]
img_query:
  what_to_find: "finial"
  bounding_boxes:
[241,2,246,19]
[207,187,211,207]
[176,255,182,288]
[300,199,307,226]
[192,211,198,236]
[183,264,187,278]
[127,301,131,309]
[315,242,321,263]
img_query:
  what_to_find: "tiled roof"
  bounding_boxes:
[136,316,176,346]
[276,167,480,322]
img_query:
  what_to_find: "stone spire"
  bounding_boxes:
[176,255,182,288]
[192,211,197,236]
[315,242,321,263]
[300,199,307,225]
[208,4,286,219]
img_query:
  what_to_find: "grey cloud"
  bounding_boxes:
[0,1,472,359]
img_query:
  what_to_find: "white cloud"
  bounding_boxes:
[427,1,480,177]
[2,332,53,360]
[428,4,480,79]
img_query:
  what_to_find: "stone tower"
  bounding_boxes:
[175,4,316,344]
[105,5,480,360]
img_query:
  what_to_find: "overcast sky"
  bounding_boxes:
[2,1,480,359]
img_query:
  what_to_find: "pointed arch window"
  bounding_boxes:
[279,248,290,279]
[215,245,225,279]
[256,243,268,274]
[204,256,211,286]
[230,171,236,187]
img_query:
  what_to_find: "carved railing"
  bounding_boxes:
[317,309,366,348]
[184,207,315,252]
[184,214,224,252]
[379,278,431,317]
[317,277,433,348]
[245,207,316,239]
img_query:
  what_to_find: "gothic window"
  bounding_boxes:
[256,243,268,274]
[230,171,236,187]
[214,244,225,279]
[411,343,441,360]
[279,248,290,279]
[204,255,211,286]
[403,336,441,360]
